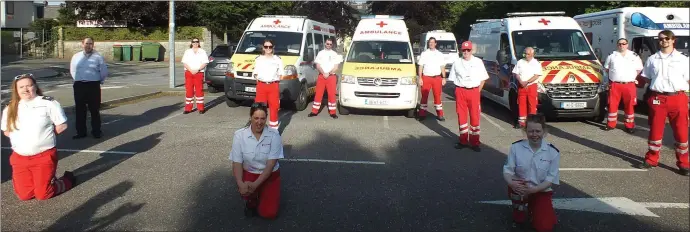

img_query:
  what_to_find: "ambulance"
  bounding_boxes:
[417,30,460,73]
[338,15,419,118]
[574,7,689,103]
[225,15,336,111]
[469,11,605,121]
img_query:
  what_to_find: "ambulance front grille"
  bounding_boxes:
[354,91,400,98]
[544,83,599,99]
[357,77,398,87]
[236,71,252,78]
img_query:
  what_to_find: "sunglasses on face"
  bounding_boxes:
[263,45,273,49]
[192,41,200,43]
[658,37,672,41]
[618,43,627,45]
[251,102,267,108]
[462,49,472,52]
[326,43,332,46]
[14,73,34,80]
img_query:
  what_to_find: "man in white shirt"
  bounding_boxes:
[448,41,489,152]
[603,38,643,133]
[70,37,108,139]
[637,30,690,176]
[308,38,342,119]
[511,47,543,128]
[417,37,447,121]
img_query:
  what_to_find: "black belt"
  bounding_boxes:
[423,75,443,78]
[652,91,682,96]
[611,81,634,84]
[259,80,279,84]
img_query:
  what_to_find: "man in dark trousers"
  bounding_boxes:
[69,37,108,139]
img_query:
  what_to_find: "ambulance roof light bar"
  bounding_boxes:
[506,11,566,17]
[361,15,405,20]
[477,19,502,22]
[262,15,307,19]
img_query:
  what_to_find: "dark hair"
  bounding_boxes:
[658,30,675,40]
[524,113,547,131]
[617,38,628,43]
[189,37,200,48]
[82,37,94,43]
[427,37,437,47]
[250,102,268,117]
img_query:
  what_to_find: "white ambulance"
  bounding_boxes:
[225,15,336,111]
[470,11,606,121]
[574,7,689,103]
[417,30,460,73]
[338,15,419,118]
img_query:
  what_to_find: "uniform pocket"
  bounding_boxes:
[536,160,552,182]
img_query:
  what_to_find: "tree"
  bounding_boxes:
[290,1,360,38]
[57,1,201,27]
[197,1,293,41]
[368,1,451,38]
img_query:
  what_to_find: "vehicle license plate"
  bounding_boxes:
[217,64,227,69]
[365,99,388,105]
[245,87,256,93]
[561,102,586,109]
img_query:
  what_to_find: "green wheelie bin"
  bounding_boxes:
[122,45,132,61]
[112,45,123,61]
[132,44,142,61]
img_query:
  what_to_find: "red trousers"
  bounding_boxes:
[10,148,73,201]
[256,81,280,129]
[509,186,557,232]
[242,170,281,219]
[184,71,205,112]
[455,87,481,146]
[607,82,637,129]
[419,75,444,117]
[518,84,538,127]
[645,92,689,169]
[312,74,337,115]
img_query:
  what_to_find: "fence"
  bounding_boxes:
[0,28,58,61]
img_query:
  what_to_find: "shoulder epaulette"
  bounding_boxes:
[512,139,523,144]
[42,96,54,101]
[632,51,639,56]
[548,143,560,153]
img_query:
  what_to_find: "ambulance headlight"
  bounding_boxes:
[226,62,236,78]
[342,75,356,84]
[400,76,416,85]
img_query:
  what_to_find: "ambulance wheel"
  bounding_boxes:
[337,101,350,115]
[291,83,308,111]
[225,96,240,107]
[405,108,416,118]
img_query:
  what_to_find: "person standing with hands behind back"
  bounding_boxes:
[70,37,108,139]
[253,39,284,130]
[230,103,284,219]
[308,38,342,119]
[181,38,209,114]
[417,37,447,121]
[512,47,543,129]
[503,114,560,231]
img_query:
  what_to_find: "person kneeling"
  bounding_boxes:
[229,103,284,219]
[502,114,560,232]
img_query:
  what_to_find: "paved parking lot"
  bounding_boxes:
[1,88,688,231]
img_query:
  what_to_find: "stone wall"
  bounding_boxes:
[56,28,213,62]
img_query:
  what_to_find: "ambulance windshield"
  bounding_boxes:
[511,30,596,60]
[346,41,413,64]
[436,40,457,52]
[236,31,303,56]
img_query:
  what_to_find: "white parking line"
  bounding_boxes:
[160,112,184,122]
[480,113,506,132]
[1,147,137,155]
[638,202,689,209]
[283,158,385,165]
[559,168,647,172]
[383,116,390,129]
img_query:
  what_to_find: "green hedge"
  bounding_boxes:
[62,26,204,41]
[1,31,14,43]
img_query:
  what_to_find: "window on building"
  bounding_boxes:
[6,2,14,15]
[36,6,44,18]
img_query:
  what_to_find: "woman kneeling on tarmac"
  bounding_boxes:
[229,103,284,219]
[2,74,76,201]
[503,114,561,231]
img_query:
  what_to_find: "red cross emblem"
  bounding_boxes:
[538,18,551,25]
[376,21,387,28]
[273,19,281,25]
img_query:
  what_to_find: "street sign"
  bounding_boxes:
[13,31,20,38]
[478,197,689,217]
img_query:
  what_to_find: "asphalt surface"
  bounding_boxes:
[1,85,688,231]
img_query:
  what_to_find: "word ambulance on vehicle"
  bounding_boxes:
[417,30,460,73]
[225,15,336,111]
[470,11,605,120]
[339,15,419,118]
[574,7,690,103]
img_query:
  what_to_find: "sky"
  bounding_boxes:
[34,0,65,6]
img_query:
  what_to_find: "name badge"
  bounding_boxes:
[652,99,661,105]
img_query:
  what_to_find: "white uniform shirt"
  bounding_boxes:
[418,49,445,76]
[448,56,490,88]
[604,50,643,83]
[181,48,210,72]
[641,50,689,93]
[253,55,284,82]
[229,126,284,174]
[503,139,560,192]
[1,96,67,156]
[315,49,342,76]
[512,58,543,86]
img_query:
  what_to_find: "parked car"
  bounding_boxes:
[205,44,235,93]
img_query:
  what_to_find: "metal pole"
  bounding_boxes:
[169,0,175,88]
[19,28,23,59]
